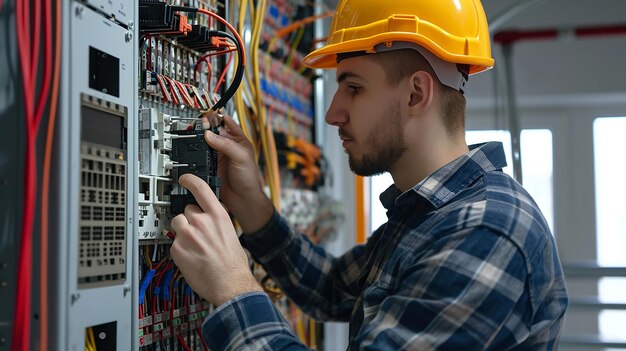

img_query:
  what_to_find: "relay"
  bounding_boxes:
[170,122,220,214]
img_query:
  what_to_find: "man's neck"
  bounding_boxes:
[390,137,469,192]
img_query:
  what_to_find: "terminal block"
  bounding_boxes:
[170,123,220,215]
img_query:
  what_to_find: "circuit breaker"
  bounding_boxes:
[3,0,339,350]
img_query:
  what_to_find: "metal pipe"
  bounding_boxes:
[569,297,626,310]
[488,0,546,34]
[560,336,626,349]
[563,262,626,278]
[501,44,523,184]
[493,24,626,45]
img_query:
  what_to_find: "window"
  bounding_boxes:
[369,130,554,234]
[520,130,554,234]
[370,173,393,232]
[465,130,554,232]
[593,117,626,342]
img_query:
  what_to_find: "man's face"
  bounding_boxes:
[325,55,408,176]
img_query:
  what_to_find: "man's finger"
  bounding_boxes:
[178,174,220,214]
[222,115,246,138]
[204,130,250,164]
[184,204,205,225]
[170,213,190,233]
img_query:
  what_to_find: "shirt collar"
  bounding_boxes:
[380,142,507,213]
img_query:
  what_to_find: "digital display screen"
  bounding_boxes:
[81,105,125,150]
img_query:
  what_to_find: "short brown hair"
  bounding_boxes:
[369,49,466,136]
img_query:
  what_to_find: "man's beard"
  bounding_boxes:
[347,102,407,176]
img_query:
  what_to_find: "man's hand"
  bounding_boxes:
[170,174,263,307]
[204,114,274,233]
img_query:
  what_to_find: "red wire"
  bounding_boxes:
[40,1,61,349]
[16,0,33,118]
[13,0,54,349]
[34,0,53,128]
[196,327,209,351]
[165,76,180,105]
[197,8,246,67]
[30,0,41,81]
[175,80,194,107]
[214,52,233,93]
[195,48,237,89]
[195,56,212,87]
[177,335,193,351]
[13,0,34,349]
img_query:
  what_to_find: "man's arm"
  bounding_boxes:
[240,210,382,321]
[200,227,536,351]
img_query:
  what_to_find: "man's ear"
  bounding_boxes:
[408,71,435,113]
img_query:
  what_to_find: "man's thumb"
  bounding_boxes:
[205,130,245,163]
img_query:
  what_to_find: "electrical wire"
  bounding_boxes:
[85,327,97,351]
[286,27,305,67]
[13,0,54,348]
[274,12,334,41]
[188,7,246,111]
[196,327,209,351]
[176,335,193,351]
[213,51,234,93]
[39,1,62,349]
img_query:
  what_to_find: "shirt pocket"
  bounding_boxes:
[362,281,395,323]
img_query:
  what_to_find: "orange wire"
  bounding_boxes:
[40,0,61,350]
[196,8,246,66]
[275,12,334,40]
[355,176,367,244]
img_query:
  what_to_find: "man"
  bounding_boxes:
[170,0,569,350]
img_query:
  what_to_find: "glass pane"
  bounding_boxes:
[369,130,554,238]
[593,117,626,342]
[370,173,393,233]
[521,130,554,233]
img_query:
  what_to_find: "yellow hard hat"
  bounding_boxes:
[303,0,494,76]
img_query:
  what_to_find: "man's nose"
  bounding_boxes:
[325,93,348,126]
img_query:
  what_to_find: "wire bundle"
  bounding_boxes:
[12,0,61,350]
[225,1,330,347]
[138,245,210,351]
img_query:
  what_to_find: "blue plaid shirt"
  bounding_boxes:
[202,142,568,350]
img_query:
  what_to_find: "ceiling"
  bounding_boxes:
[321,0,626,32]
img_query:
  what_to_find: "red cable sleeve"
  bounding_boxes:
[12,0,33,348]
[176,335,193,351]
[33,0,53,128]
[213,52,234,93]
[29,0,41,81]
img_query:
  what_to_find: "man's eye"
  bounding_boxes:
[348,86,361,94]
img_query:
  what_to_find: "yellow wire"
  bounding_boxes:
[286,27,305,67]
[309,319,317,348]
[251,0,281,209]
[84,328,96,351]
[295,309,306,342]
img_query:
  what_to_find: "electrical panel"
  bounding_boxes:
[4,0,344,350]
[79,94,128,288]
[135,1,229,348]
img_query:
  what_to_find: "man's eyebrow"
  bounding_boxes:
[336,72,364,83]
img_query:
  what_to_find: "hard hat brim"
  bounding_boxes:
[304,34,495,75]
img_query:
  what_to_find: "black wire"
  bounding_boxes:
[208,30,245,111]
[167,6,245,112]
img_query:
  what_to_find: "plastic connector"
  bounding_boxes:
[139,2,192,37]
[139,1,173,31]
[169,124,220,215]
